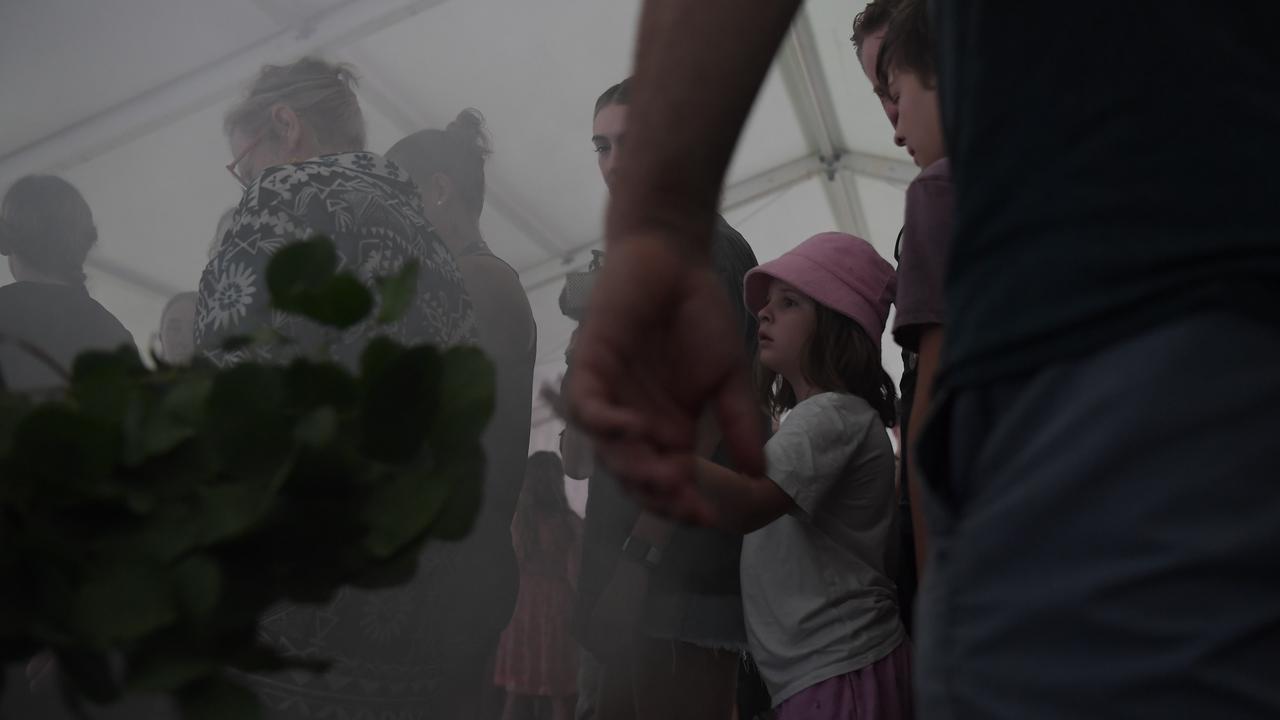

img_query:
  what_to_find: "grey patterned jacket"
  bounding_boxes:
[195,151,476,366]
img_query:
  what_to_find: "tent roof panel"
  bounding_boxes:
[0,0,296,156]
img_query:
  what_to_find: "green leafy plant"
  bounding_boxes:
[0,238,493,718]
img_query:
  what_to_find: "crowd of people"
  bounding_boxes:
[2,0,1278,718]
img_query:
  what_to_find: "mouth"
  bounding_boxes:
[758,333,773,345]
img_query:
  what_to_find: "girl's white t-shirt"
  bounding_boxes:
[741,391,905,704]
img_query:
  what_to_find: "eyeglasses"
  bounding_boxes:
[226,128,270,189]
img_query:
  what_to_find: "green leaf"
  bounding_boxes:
[315,275,375,329]
[427,445,486,540]
[374,259,418,324]
[284,359,359,412]
[219,335,253,353]
[360,468,454,558]
[359,336,403,380]
[121,375,213,465]
[206,365,291,478]
[348,540,421,590]
[195,477,286,547]
[70,347,145,424]
[265,237,338,305]
[55,648,121,704]
[70,563,177,646]
[127,652,217,694]
[293,406,337,448]
[431,347,495,446]
[100,502,201,562]
[265,237,374,329]
[173,555,222,619]
[0,391,32,457]
[177,675,263,720]
[360,346,440,463]
[9,406,120,504]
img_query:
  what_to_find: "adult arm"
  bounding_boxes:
[567,0,803,524]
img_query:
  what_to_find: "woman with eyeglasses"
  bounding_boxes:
[196,56,476,369]
[0,175,135,393]
[195,58,479,718]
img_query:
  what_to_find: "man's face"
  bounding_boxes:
[858,28,905,147]
[591,103,628,192]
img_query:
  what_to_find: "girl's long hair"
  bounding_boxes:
[756,302,898,426]
[514,452,575,562]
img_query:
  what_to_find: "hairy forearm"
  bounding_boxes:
[607,0,803,254]
[695,457,793,534]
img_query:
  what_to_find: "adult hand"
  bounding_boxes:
[566,237,764,525]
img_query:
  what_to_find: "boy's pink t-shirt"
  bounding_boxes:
[892,158,953,352]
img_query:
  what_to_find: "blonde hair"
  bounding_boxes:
[224,57,366,152]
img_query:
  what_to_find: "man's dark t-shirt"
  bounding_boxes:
[930,2,1280,390]
[0,281,135,392]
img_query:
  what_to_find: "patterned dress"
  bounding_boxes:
[194,152,479,719]
[493,509,582,697]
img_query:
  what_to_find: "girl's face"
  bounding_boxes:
[756,279,816,384]
[886,68,944,168]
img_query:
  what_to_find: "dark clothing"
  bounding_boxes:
[891,159,951,353]
[917,5,1280,717]
[893,354,917,637]
[575,216,759,654]
[891,160,953,636]
[915,312,1280,718]
[931,3,1280,391]
[451,240,538,659]
[0,281,134,392]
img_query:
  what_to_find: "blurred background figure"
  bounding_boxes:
[494,452,582,720]
[0,175,134,392]
[195,56,481,719]
[388,109,537,718]
[155,291,196,364]
[195,56,475,368]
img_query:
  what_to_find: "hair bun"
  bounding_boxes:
[446,108,492,159]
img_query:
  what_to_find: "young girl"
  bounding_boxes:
[693,231,911,719]
[493,452,582,720]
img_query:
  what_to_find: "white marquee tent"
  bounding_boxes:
[0,0,918,509]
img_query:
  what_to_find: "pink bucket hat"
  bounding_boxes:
[744,232,896,349]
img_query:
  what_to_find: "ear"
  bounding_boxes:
[270,103,304,153]
[430,172,454,207]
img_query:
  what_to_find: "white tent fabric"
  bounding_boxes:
[1,0,918,510]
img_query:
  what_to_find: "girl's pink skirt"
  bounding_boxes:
[775,640,913,720]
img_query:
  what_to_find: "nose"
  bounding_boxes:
[600,155,617,189]
[885,104,906,147]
